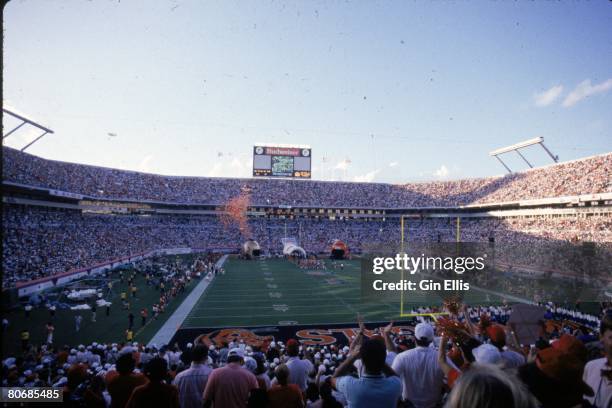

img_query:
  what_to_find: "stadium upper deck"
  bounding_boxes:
[3,147,611,208]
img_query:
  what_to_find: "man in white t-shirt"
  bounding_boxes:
[392,322,444,408]
[583,313,612,408]
[271,339,314,392]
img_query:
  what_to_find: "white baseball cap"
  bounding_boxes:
[414,323,434,341]
[228,348,245,358]
[472,344,502,365]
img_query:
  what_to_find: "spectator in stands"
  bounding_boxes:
[106,353,148,408]
[272,339,314,392]
[485,324,525,369]
[309,379,342,408]
[63,363,89,407]
[126,357,179,408]
[332,335,401,408]
[583,312,612,408]
[20,329,29,351]
[202,348,258,408]
[444,364,537,408]
[267,363,304,408]
[392,322,444,408]
[517,334,593,407]
[172,344,212,408]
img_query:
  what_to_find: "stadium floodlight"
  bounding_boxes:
[2,108,54,152]
[489,137,558,173]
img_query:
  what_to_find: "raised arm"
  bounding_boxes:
[382,320,397,353]
[461,305,478,337]
[331,328,363,389]
[437,335,453,376]
[505,323,525,356]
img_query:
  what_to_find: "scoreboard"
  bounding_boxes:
[253,145,311,178]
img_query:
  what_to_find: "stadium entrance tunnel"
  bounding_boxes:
[283,244,306,258]
[330,240,349,259]
[242,239,262,259]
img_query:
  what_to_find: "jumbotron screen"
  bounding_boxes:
[252,145,311,178]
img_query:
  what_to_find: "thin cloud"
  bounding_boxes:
[389,161,399,168]
[334,159,351,170]
[207,155,250,177]
[533,85,563,107]
[137,154,155,173]
[563,79,612,107]
[353,169,380,183]
[434,165,449,179]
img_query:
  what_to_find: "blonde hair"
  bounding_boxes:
[445,364,537,408]
[275,363,290,386]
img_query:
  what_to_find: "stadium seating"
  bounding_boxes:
[3,146,611,207]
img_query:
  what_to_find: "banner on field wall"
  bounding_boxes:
[170,321,418,349]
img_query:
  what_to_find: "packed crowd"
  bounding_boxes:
[3,204,611,287]
[3,147,611,207]
[2,302,611,408]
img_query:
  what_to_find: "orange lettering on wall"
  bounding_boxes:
[296,329,337,346]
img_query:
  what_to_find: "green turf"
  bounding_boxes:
[182,258,507,328]
[2,256,201,356]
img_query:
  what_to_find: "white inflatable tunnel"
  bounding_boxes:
[242,239,262,259]
[283,243,307,258]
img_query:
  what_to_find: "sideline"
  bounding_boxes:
[147,255,228,347]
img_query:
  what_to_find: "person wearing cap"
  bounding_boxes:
[203,347,258,408]
[486,324,525,369]
[252,353,271,390]
[173,344,212,408]
[332,335,401,408]
[392,322,444,408]
[518,334,594,408]
[271,339,314,392]
[583,313,612,408]
[24,303,32,318]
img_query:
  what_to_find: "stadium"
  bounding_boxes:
[2,143,611,406]
[2,2,612,408]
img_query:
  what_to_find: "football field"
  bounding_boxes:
[182,257,506,328]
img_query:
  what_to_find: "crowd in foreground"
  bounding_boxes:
[2,301,611,408]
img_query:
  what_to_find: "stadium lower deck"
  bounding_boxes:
[180,257,506,329]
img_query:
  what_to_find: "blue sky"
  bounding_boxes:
[3,0,611,183]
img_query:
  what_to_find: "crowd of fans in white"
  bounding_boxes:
[3,303,611,408]
[3,147,611,207]
[3,205,611,287]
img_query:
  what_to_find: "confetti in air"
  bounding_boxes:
[219,189,251,238]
